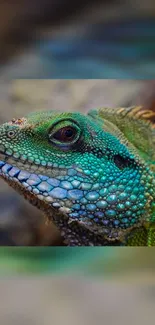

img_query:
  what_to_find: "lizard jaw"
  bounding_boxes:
[0,156,71,216]
[0,158,146,245]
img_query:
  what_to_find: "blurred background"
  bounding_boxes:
[0,0,155,77]
[0,269,154,325]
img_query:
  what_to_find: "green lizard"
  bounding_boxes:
[0,106,154,246]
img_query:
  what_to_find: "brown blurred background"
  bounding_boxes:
[0,274,154,325]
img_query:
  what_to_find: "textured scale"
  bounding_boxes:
[0,107,154,246]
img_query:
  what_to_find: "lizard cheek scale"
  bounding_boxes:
[0,108,154,245]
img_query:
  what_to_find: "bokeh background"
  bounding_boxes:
[0,0,155,77]
[0,268,154,325]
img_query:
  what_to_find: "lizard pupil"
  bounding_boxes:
[53,126,76,142]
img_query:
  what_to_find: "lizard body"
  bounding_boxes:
[0,107,154,246]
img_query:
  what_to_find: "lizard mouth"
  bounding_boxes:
[0,152,72,215]
[0,149,67,178]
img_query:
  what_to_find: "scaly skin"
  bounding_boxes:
[0,108,154,246]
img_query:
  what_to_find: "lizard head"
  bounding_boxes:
[0,110,154,242]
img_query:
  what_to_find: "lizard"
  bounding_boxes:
[0,106,154,246]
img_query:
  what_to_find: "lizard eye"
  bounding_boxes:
[49,120,81,148]
[53,126,76,142]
